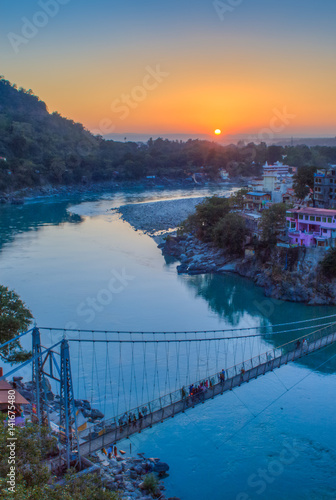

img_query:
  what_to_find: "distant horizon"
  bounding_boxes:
[2,1,336,139]
[103,132,336,146]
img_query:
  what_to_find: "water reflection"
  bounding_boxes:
[182,273,271,327]
[0,201,83,250]
[183,272,336,374]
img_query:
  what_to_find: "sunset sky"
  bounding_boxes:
[1,0,336,140]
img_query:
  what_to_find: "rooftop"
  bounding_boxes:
[0,380,29,405]
[287,207,336,218]
[247,192,269,197]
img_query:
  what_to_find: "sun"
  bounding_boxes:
[214,129,222,135]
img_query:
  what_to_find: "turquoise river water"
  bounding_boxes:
[0,187,336,500]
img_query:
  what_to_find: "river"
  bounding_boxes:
[0,187,336,499]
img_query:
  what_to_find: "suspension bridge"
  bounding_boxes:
[1,314,336,470]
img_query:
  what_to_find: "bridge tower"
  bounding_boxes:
[32,326,46,427]
[32,328,80,469]
[60,337,80,469]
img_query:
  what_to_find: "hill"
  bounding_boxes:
[1,76,336,195]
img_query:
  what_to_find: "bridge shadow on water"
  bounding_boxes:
[181,272,336,375]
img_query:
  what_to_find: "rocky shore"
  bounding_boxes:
[118,198,206,235]
[89,450,175,500]
[117,195,336,305]
[160,234,336,305]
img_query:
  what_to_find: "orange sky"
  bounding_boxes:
[2,1,336,139]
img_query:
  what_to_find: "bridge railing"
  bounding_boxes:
[85,321,336,442]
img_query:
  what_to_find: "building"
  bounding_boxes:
[0,379,29,426]
[244,192,271,211]
[286,207,336,248]
[263,161,296,176]
[314,168,336,209]
[241,212,262,239]
[282,188,297,205]
[263,173,277,192]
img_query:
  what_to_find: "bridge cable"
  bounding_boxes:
[38,313,336,335]
[65,320,336,343]
[219,346,336,450]
[103,332,109,418]
[185,340,191,387]
[164,342,170,395]
[175,341,181,393]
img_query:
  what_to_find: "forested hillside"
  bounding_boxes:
[1,76,336,194]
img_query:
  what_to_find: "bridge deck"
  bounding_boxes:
[79,331,336,456]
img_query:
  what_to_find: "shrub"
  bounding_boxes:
[142,473,159,495]
[212,212,247,256]
[320,248,336,278]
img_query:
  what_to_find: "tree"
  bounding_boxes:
[181,196,232,241]
[0,285,32,363]
[293,165,316,201]
[229,188,248,210]
[212,213,247,256]
[0,422,120,499]
[266,145,283,164]
[260,203,287,247]
[320,248,336,278]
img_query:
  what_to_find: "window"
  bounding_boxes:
[291,222,296,228]
[330,188,334,192]
[331,179,334,183]
[310,216,315,221]
[322,217,327,222]
[316,217,321,222]
[305,215,309,220]
[328,218,332,223]
[299,214,303,220]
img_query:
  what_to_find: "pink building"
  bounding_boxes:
[286,208,336,248]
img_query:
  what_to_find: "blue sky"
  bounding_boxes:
[1,0,336,137]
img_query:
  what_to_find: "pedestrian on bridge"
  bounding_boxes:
[142,406,148,416]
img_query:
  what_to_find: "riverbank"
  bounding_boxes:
[118,198,205,236]
[90,449,173,499]
[0,178,240,205]
[160,233,336,305]
[117,196,336,305]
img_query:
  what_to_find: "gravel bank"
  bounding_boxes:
[117,197,205,235]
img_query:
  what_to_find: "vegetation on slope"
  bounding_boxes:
[0,422,119,499]
[180,196,287,257]
[1,76,336,194]
[0,285,32,363]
